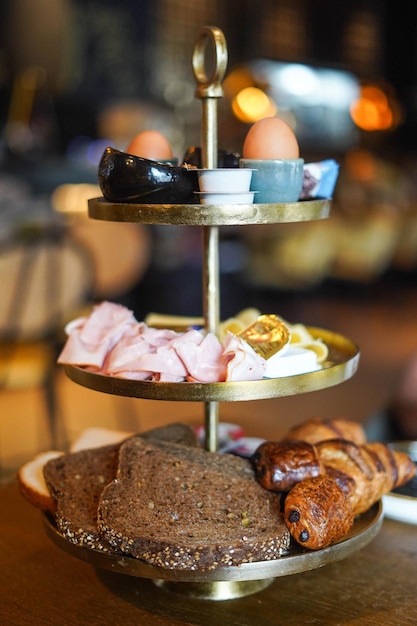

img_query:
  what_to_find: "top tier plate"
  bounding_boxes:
[88,197,331,226]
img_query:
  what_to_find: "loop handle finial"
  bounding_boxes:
[192,26,228,99]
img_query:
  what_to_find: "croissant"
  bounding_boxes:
[282,417,366,445]
[283,441,416,549]
[317,439,416,515]
[255,417,415,550]
[252,438,415,514]
[284,475,354,550]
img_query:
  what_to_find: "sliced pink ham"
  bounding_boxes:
[111,369,153,381]
[175,332,226,383]
[58,301,266,383]
[57,301,137,370]
[105,326,203,381]
[77,300,136,347]
[57,320,109,370]
[127,343,188,381]
[103,327,152,378]
[135,325,180,348]
[222,332,266,382]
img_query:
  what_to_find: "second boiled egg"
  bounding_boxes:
[126,130,173,161]
[242,117,300,160]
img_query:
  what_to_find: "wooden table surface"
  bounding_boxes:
[1,480,417,626]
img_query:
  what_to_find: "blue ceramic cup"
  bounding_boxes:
[240,158,304,203]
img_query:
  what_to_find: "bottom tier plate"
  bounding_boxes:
[43,502,382,598]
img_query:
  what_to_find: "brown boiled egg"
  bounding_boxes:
[243,117,300,160]
[126,130,173,161]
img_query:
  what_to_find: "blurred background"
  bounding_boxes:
[1,0,416,312]
[1,0,417,473]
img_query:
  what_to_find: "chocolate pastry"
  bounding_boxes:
[251,440,323,492]
[284,475,354,550]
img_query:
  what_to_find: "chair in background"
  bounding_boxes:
[0,222,94,454]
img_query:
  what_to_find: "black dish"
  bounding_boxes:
[182,146,241,169]
[98,147,199,204]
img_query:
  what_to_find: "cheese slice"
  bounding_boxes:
[264,346,321,378]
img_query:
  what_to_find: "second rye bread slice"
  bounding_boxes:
[43,423,199,551]
[97,437,291,570]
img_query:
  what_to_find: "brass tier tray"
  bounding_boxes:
[43,502,382,584]
[88,197,331,226]
[65,326,359,402]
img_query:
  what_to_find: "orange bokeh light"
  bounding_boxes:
[231,87,277,123]
[350,84,398,131]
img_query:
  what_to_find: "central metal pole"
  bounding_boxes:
[192,26,227,452]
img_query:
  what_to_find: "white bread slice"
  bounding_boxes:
[17,450,64,513]
[17,428,130,513]
[70,427,133,452]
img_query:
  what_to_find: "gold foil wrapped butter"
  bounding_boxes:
[239,314,291,359]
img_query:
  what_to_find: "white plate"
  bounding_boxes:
[383,441,417,525]
[382,492,417,525]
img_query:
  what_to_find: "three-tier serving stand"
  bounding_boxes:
[46,27,383,600]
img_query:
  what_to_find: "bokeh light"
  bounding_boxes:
[350,84,402,132]
[231,87,277,123]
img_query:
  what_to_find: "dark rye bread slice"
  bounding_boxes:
[44,443,120,550]
[43,423,198,551]
[97,437,291,570]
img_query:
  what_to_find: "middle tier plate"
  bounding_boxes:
[65,326,359,402]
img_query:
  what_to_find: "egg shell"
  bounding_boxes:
[243,117,300,160]
[126,130,173,161]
